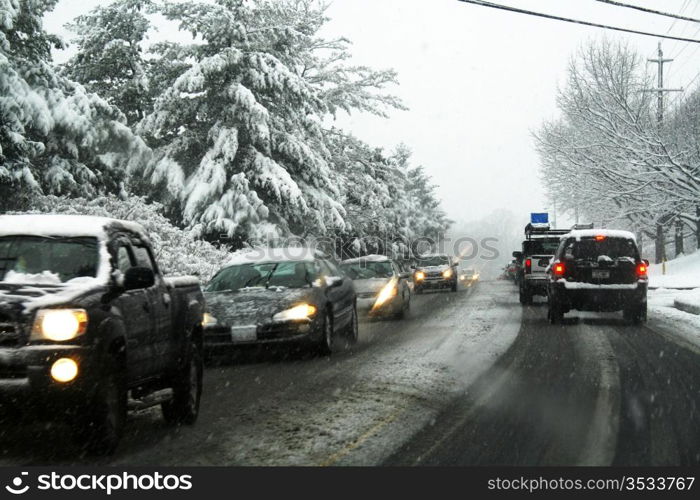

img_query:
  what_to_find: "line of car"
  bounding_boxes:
[509,222,649,325]
[0,215,480,455]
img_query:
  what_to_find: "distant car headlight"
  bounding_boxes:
[443,268,453,279]
[31,309,88,341]
[415,271,425,281]
[202,312,218,327]
[373,278,399,310]
[273,303,317,322]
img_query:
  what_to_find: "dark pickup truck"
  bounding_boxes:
[0,214,205,454]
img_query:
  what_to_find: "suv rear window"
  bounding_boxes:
[523,239,560,255]
[564,237,638,261]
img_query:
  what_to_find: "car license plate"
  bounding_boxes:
[592,270,610,279]
[231,325,257,342]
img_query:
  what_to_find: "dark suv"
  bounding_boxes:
[546,230,648,324]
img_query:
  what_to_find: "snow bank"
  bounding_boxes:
[673,289,700,315]
[648,250,700,289]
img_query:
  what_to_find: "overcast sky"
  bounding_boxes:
[43,0,700,226]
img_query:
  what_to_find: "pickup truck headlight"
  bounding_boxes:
[443,268,453,279]
[202,312,218,327]
[31,309,88,341]
[273,303,317,322]
[414,271,425,281]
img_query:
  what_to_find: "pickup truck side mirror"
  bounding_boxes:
[325,276,343,288]
[124,266,155,290]
[512,251,523,259]
[643,259,650,267]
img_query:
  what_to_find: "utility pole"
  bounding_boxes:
[647,42,682,264]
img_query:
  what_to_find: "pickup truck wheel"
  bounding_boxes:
[78,361,126,455]
[162,341,203,425]
[451,281,458,292]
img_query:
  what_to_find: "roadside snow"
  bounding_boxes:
[648,250,700,289]
[646,250,700,347]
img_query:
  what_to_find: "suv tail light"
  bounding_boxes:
[524,258,532,273]
[636,263,647,277]
[553,262,566,276]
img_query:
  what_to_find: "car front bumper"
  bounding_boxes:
[204,319,320,349]
[356,296,402,317]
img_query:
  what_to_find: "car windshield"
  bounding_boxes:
[206,261,313,292]
[417,256,450,267]
[523,239,560,255]
[0,236,99,284]
[570,237,638,261]
[341,261,394,279]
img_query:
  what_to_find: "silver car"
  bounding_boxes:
[340,255,411,319]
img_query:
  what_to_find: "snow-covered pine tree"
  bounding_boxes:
[63,0,154,126]
[0,0,150,211]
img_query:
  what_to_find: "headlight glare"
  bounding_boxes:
[443,268,453,278]
[415,271,425,281]
[51,358,79,383]
[372,277,399,310]
[31,309,88,341]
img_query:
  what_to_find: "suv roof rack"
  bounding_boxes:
[524,223,570,238]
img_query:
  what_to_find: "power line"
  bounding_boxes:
[595,0,700,24]
[456,0,700,43]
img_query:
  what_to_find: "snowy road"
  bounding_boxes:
[1,280,699,465]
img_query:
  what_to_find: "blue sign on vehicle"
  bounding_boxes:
[530,213,549,224]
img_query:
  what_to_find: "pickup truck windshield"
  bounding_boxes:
[0,236,99,283]
[206,261,313,291]
[417,256,450,267]
[341,261,393,279]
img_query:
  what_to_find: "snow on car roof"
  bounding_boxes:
[341,254,390,264]
[0,214,147,240]
[224,247,323,266]
[418,253,450,258]
[563,229,637,241]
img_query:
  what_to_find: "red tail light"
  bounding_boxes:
[636,263,647,277]
[525,258,532,273]
[553,262,565,276]
[595,235,606,241]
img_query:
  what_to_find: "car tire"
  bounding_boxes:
[346,306,359,345]
[547,298,564,325]
[78,358,126,455]
[519,286,533,306]
[623,302,647,325]
[415,286,423,295]
[451,281,458,292]
[316,310,334,355]
[162,340,203,425]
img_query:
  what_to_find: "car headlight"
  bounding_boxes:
[443,268,453,278]
[273,303,317,322]
[202,312,218,327]
[415,271,425,281]
[373,278,399,310]
[31,309,88,341]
